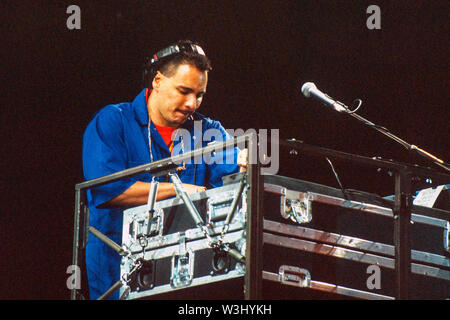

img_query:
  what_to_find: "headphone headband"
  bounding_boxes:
[150,43,206,65]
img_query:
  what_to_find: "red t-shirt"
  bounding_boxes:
[154,123,177,151]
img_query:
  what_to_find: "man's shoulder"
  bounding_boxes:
[88,90,145,125]
[96,102,132,119]
[84,101,134,138]
[86,101,134,127]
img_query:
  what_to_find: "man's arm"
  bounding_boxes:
[100,181,206,209]
[103,147,247,209]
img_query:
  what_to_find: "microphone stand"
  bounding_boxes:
[340,108,450,173]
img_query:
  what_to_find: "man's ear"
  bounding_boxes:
[152,71,163,90]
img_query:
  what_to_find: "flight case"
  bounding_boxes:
[261,175,449,300]
[119,173,248,300]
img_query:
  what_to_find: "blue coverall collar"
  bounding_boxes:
[133,89,149,126]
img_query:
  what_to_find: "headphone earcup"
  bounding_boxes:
[142,57,155,89]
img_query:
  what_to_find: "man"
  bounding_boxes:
[82,40,245,299]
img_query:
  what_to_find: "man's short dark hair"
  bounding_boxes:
[145,40,212,88]
[158,40,212,76]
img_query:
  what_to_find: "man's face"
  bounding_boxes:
[150,64,208,127]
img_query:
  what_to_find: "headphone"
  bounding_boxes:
[142,42,207,89]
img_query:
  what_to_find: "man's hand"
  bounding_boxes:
[183,183,207,194]
[238,148,248,172]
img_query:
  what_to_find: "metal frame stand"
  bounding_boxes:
[71,134,259,300]
[281,139,449,300]
[72,134,448,300]
[394,170,413,299]
[244,134,263,299]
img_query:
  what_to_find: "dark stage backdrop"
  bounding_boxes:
[0,1,448,299]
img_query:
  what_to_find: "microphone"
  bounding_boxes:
[301,82,348,113]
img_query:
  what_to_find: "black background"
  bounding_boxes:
[0,1,448,299]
